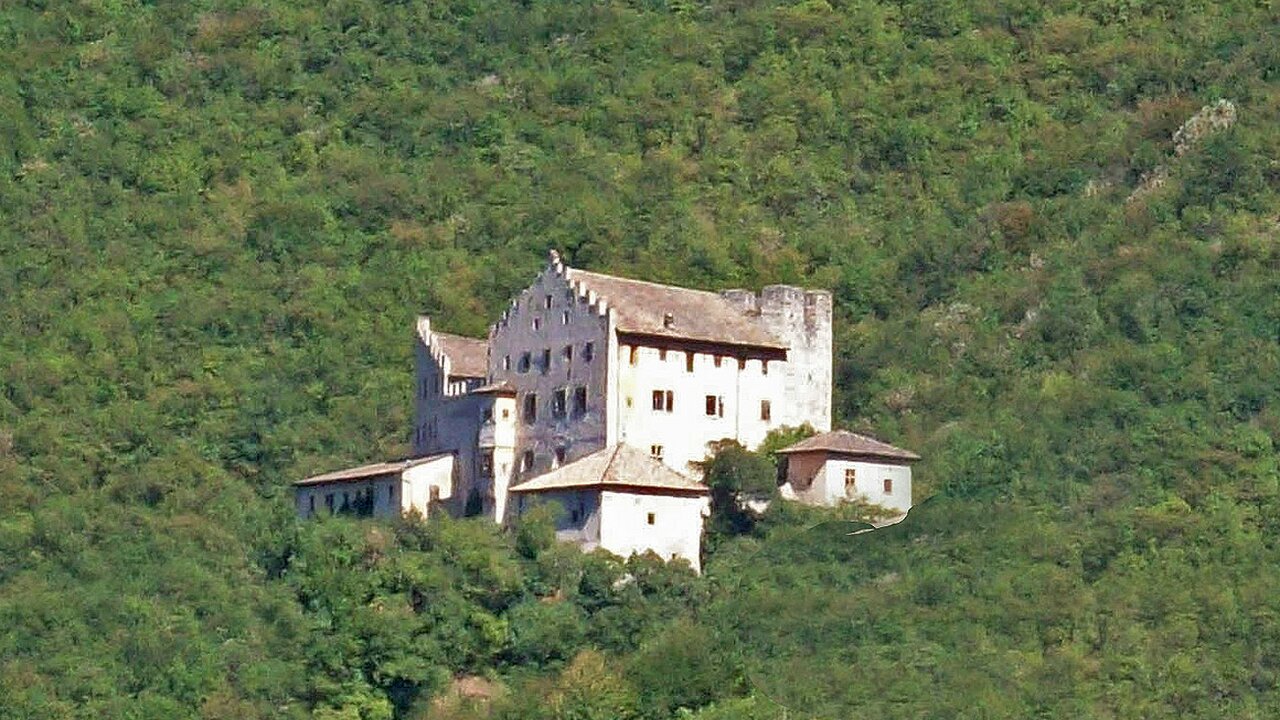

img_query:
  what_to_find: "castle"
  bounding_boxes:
[296,250,917,571]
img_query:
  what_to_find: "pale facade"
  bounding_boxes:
[777,430,919,515]
[294,454,455,519]
[414,250,833,529]
[302,250,847,569]
[413,317,519,521]
[509,444,711,572]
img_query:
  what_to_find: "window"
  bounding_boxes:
[522,450,535,472]
[518,352,531,373]
[325,493,335,512]
[532,317,541,331]
[714,356,723,368]
[884,478,893,494]
[845,468,857,495]
[762,361,769,376]
[309,496,316,513]
[583,342,594,362]
[562,310,570,324]
[502,408,510,419]
[541,348,551,374]
[388,484,395,502]
[659,349,668,361]
[760,399,771,421]
[562,344,573,362]
[544,294,553,309]
[647,512,655,525]
[651,389,674,412]
[738,358,747,371]
[555,447,567,465]
[650,445,663,460]
[481,451,494,476]
[705,395,724,417]
[629,346,638,365]
[686,352,695,372]
[573,386,588,416]
[524,393,538,423]
[503,355,511,371]
[552,388,568,418]
[571,508,581,522]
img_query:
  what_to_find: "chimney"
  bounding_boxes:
[663,312,675,329]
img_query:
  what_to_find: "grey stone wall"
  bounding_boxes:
[720,286,833,432]
[488,257,614,482]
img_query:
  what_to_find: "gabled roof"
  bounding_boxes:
[472,380,517,395]
[295,453,452,486]
[509,444,709,495]
[436,332,488,378]
[565,268,785,350]
[776,430,920,462]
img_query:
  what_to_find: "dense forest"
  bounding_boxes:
[3,0,1280,717]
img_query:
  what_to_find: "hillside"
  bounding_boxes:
[2,0,1280,717]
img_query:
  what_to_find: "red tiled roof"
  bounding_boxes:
[435,332,488,378]
[565,268,785,350]
[295,453,452,486]
[776,430,920,462]
[510,444,709,494]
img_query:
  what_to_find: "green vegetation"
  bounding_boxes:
[3,0,1280,717]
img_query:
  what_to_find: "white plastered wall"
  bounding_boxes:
[615,344,785,475]
[814,457,913,513]
[598,491,710,573]
[296,477,399,519]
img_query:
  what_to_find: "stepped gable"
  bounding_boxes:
[563,266,786,350]
[296,453,452,486]
[435,332,488,378]
[777,430,921,462]
[510,444,709,495]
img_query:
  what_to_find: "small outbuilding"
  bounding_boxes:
[509,443,711,572]
[295,453,455,519]
[776,430,919,515]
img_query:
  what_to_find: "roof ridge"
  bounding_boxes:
[602,442,626,478]
[567,267,733,299]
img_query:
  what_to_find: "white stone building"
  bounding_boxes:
[508,443,711,572]
[300,249,845,569]
[776,430,919,515]
[294,454,455,519]
[413,250,832,526]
